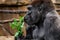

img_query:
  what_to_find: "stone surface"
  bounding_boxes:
[0,36,14,40]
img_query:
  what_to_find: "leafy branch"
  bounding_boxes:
[10,16,24,37]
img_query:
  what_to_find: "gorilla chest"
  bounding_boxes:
[33,27,45,38]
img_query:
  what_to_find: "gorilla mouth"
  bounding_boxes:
[24,14,35,25]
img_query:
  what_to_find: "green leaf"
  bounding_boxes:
[10,16,24,36]
[21,22,24,28]
[10,23,16,29]
[14,31,19,37]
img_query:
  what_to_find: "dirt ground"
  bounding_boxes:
[0,36,14,40]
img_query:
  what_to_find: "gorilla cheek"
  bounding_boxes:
[32,15,40,23]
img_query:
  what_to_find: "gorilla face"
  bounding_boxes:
[24,5,42,25]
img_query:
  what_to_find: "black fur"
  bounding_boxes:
[44,10,60,40]
[24,0,60,40]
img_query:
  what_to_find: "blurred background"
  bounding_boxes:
[0,0,60,40]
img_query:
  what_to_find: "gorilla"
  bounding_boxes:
[24,0,60,40]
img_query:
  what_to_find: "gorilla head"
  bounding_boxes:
[24,0,59,40]
[24,0,44,25]
[24,5,41,25]
[24,0,54,25]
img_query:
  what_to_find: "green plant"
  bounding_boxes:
[10,16,24,37]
